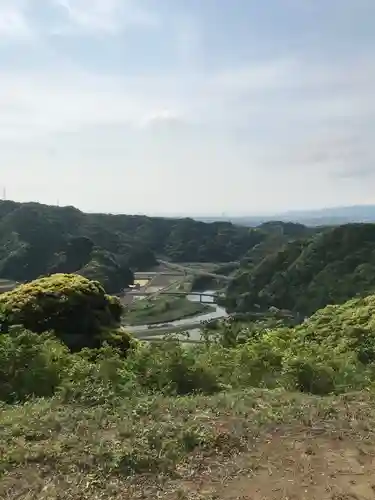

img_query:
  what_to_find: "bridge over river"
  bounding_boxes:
[127,290,219,303]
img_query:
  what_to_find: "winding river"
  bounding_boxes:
[127,290,228,341]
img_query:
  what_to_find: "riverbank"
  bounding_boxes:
[122,297,215,326]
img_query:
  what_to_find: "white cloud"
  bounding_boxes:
[0,0,160,41]
[0,2,33,41]
[0,57,293,141]
[138,109,187,129]
[210,59,299,93]
[0,69,156,140]
[1,53,375,146]
[0,15,375,215]
[54,0,159,35]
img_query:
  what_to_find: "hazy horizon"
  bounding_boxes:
[1,1,375,214]
[4,196,375,220]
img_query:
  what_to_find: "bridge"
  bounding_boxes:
[126,290,219,303]
[161,291,216,297]
[134,271,185,277]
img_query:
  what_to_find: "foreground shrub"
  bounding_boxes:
[101,327,138,354]
[3,289,375,406]
[0,327,70,403]
[58,345,138,406]
[293,296,375,363]
[283,357,336,395]
[0,273,125,350]
[126,338,221,395]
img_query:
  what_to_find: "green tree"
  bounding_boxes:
[0,274,126,351]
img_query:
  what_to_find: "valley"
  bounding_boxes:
[121,263,228,340]
[2,200,375,499]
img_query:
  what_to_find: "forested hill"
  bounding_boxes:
[0,199,269,291]
[225,223,375,316]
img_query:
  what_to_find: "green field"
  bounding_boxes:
[122,296,215,326]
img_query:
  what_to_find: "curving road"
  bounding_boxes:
[157,260,231,282]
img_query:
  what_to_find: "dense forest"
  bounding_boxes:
[0,200,269,292]
[4,199,375,320]
[225,223,375,316]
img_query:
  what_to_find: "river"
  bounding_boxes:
[127,290,228,341]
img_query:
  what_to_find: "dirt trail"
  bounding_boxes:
[223,435,375,500]
[3,393,375,500]
[163,429,375,500]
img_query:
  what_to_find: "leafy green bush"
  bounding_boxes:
[0,327,70,403]
[0,325,138,405]
[202,294,375,395]
[101,327,138,354]
[0,274,125,350]
[126,338,221,395]
[3,287,375,407]
[288,295,375,365]
[58,345,138,406]
[282,357,336,395]
[198,328,289,390]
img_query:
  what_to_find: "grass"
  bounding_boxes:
[2,389,375,499]
[167,277,193,293]
[133,279,150,287]
[122,297,215,326]
[145,274,184,288]
[6,283,375,497]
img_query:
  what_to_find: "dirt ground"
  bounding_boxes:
[116,429,375,500]
[3,391,375,500]
[172,429,375,500]
[3,426,375,500]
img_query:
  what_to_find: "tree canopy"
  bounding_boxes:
[0,200,271,292]
[225,223,375,316]
[0,273,127,350]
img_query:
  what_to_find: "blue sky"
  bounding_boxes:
[0,0,374,215]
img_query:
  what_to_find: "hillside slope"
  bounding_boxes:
[3,390,375,500]
[225,223,375,316]
[3,287,375,498]
[0,200,266,291]
[240,221,317,268]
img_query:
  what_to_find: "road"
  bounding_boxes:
[128,291,216,298]
[157,260,231,282]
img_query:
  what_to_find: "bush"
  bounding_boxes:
[126,338,221,395]
[101,327,138,355]
[3,288,375,407]
[58,345,138,406]
[0,326,70,403]
[283,357,336,395]
[0,324,139,405]
[0,273,125,350]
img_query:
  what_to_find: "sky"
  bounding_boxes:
[0,0,375,216]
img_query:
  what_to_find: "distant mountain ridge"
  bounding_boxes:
[196,205,375,227]
[0,199,268,292]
